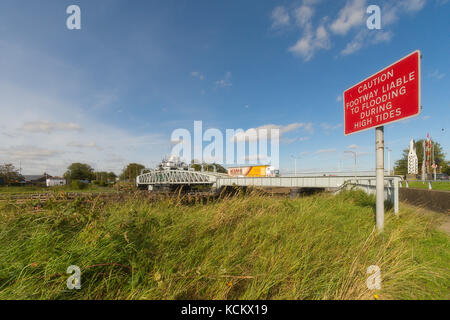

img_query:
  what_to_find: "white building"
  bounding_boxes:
[46,177,66,187]
[407,139,419,175]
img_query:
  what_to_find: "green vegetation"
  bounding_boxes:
[190,162,228,174]
[120,163,146,182]
[0,164,24,185]
[64,163,96,182]
[0,190,448,300]
[394,139,449,176]
[401,181,450,191]
[0,184,115,195]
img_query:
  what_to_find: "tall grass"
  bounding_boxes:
[0,190,448,300]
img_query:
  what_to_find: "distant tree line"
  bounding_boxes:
[190,161,227,174]
[0,164,24,185]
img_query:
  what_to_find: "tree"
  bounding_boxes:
[441,161,450,175]
[394,139,447,175]
[0,164,24,185]
[190,161,227,174]
[64,163,96,182]
[120,163,145,181]
[107,172,117,183]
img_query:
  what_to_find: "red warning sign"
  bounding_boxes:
[343,50,421,135]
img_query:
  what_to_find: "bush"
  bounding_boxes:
[92,180,100,185]
[71,180,88,190]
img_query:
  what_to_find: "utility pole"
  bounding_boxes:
[291,155,301,176]
[375,126,384,232]
[385,147,391,176]
[344,150,357,182]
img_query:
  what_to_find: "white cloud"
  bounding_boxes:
[336,95,343,102]
[271,6,290,29]
[299,137,310,142]
[341,29,392,55]
[294,5,314,27]
[232,122,313,143]
[67,141,103,151]
[339,0,425,55]
[314,148,337,155]
[273,0,427,61]
[0,146,62,160]
[400,0,426,12]
[281,137,298,144]
[347,144,360,149]
[190,71,204,80]
[215,72,232,88]
[429,70,445,80]
[0,84,168,175]
[321,123,343,130]
[289,23,331,61]
[22,121,82,133]
[241,154,269,162]
[330,0,367,35]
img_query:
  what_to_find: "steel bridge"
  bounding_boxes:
[136,170,401,213]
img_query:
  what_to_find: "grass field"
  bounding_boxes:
[0,190,448,300]
[401,181,450,191]
[0,184,118,195]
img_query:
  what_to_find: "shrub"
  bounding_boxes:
[71,179,88,190]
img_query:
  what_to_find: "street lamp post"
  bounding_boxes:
[385,147,392,176]
[344,150,357,182]
[291,155,301,176]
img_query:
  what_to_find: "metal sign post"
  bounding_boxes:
[343,50,421,231]
[375,126,384,231]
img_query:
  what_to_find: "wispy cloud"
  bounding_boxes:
[314,148,337,155]
[321,123,342,131]
[347,144,359,149]
[271,0,428,60]
[341,29,393,55]
[190,71,205,80]
[289,23,331,61]
[271,6,291,29]
[22,121,82,134]
[0,146,62,160]
[232,122,313,143]
[215,72,232,88]
[67,141,103,151]
[330,0,367,35]
[429,70,445,80]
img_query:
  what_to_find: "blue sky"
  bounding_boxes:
[0,0,449,175]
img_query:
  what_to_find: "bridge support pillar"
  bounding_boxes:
[290,188,301,199]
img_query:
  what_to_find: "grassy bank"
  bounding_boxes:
[401,181,450,191]
[0,191,448,300]
[0,185,117,195]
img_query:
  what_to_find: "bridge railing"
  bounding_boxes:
[343,176,401,215]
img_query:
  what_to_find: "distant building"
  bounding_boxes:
[407,139,418,175]
[23,174,49,185]
[46,177,66,187]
